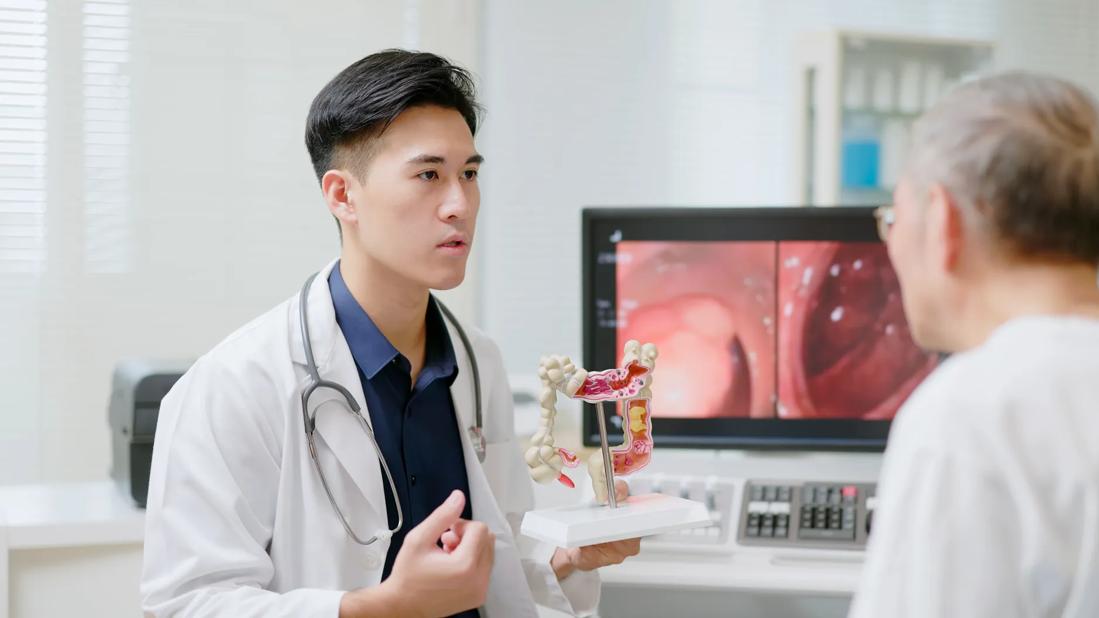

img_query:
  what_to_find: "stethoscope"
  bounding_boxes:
[298,271,485,546]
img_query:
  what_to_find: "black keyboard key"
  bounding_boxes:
[799,527,856,541]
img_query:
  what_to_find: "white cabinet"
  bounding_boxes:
[796,31,993,206]
[0,482,145,618]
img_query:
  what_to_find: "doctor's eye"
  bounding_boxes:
[462,169,479,181]
[418,170,439,181]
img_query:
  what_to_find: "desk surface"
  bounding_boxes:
[0,481,145,550]
[3,456,872,596]
[600,545,863,595]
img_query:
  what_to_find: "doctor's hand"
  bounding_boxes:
[341,491,494,618]
[551,480,642,581]
[392,490,494,616]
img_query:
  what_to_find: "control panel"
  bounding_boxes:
[738,480,877,549]
[624,474,877,551]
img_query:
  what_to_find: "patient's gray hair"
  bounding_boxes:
[907,71,1099,264]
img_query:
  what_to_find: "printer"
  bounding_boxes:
[108,359,191,507]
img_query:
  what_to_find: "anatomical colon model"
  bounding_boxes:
[524,340,658,504]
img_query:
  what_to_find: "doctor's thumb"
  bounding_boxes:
[407,490,466,546]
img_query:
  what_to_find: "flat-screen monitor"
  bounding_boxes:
[582,207,940,451]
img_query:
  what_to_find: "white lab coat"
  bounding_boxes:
[141,259,600,617]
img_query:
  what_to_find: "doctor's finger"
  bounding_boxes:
[482,529,495,568]
[440,529,460,552]
[447,518,474,538]
[471,527,495,574]
[608,537,641,558]
[614,479,629,501]
[407,490,466,547]
[451,521,491,562]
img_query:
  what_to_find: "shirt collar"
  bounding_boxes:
[329,262,458,384]
[421,293,459,386]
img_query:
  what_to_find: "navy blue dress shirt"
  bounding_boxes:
[329,264,477,617]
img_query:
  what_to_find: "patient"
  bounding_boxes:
[850,72,1099,617]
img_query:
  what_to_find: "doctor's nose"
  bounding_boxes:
[438,182,475,221]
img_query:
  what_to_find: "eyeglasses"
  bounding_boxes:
[874,205,895,242]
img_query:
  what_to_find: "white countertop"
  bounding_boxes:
[0,481,145,550]
[599,545,863,594]
[0,459,870,597]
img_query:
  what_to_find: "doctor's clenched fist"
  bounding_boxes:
[339,490,494,618]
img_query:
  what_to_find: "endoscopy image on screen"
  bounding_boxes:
[775,241,938,420]
[615,240,778,419]
[614,240,938,421]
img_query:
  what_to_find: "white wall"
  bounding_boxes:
[4,0,1098,484]
[477,0,1099,377]
[0,0,482,484]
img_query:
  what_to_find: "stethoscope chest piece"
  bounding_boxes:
[469,425,487,463]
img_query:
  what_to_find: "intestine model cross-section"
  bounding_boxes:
[524,339,659,504]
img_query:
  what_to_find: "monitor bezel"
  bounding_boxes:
[581,205,903,452]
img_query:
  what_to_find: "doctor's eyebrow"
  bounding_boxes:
[406,154,484,166]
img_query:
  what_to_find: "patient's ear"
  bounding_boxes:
[927,183,964,274]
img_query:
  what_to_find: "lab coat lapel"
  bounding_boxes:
[310,344,388,526]
[293,259,387,525]
[446,317,539,618]
[447,320,493,523]
[446,315,483,495]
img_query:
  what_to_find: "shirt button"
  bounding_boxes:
[410,474,417,486]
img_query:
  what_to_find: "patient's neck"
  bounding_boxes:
[953,260,1099,351]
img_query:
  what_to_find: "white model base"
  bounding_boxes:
[520,492,711,548]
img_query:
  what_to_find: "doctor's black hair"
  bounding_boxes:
[305,49,482,184]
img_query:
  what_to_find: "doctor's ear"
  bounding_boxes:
[321,169,358,226]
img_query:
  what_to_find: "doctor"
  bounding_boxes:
[141,49,638,617]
